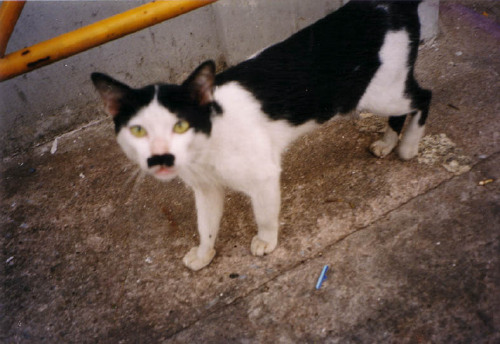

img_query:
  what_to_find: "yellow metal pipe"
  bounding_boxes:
[0,0,217,81]
[0,0,26,58]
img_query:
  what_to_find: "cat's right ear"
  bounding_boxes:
[91,73,131,117]
[182,60,216,106]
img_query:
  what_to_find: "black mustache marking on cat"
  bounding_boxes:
[147,154,175,168]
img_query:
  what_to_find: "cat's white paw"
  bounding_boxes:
[183,246,216,271]
[397,143,419,160]
[251,235,277,256]
[370,139,396,158]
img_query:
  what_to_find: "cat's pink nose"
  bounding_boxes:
[151,139,170,155]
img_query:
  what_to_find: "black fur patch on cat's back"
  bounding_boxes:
[215,0,422,126]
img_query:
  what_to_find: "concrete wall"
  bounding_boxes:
[0,0,437,157]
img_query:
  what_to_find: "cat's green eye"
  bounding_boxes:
[173,120,190,134]
[130,125,147,138]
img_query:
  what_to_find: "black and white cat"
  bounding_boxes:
[91,0,431,270]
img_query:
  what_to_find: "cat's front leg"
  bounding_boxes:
[249,176,281,256]
[183,185,224,271]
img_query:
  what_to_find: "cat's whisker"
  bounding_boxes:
[123,165,141,187]
[121,166,145,202]
[130,170,146,195]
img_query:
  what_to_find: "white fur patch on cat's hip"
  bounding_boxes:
[357,30,412,116]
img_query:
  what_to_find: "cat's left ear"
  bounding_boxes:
[182,60,216,105]
[91,72,131,117]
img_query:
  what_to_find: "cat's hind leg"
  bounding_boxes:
[369,83,431,160]
[183,185,224,271]
[370,115,406,158]
[249,176,281,256]
[398,87,432,160]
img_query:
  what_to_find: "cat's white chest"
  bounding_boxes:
[180,82,316,192]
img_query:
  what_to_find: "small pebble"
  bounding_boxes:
[50,138,58,154]
[479,179,494,186]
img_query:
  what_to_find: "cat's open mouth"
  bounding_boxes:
[152,166,177,179]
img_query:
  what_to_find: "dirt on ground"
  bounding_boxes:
[1,2,499,343]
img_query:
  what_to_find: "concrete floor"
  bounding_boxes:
[1,2,499,343]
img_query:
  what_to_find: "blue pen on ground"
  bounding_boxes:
[315,265,329,290]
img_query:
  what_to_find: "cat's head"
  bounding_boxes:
[91,60,219,181]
